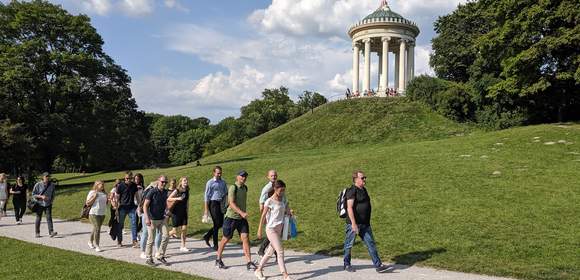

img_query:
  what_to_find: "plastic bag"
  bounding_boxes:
[290,217,298,238]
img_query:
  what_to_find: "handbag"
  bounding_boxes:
[81,192,98,219]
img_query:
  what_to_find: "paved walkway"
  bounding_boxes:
[0,212,516,280]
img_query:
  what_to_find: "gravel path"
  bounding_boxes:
[0,212,516,280]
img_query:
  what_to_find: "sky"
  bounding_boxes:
[5,0,468,122]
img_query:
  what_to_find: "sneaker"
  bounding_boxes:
[246,261,257,271]
[145,258,155,266]
[344,265,355,272]
[17,220,22,225]
[283,276,295,280]
[88,242,95,249]
[254,270,266,280]
[140,252,147,259]
[179,247,190,252]
[156,257,169,266]
[49,232,58,238]
[376,264,391,273]
[215,259,226,269]
[95,247,102,252]
[117,242,123,248]
[132,240,139,248]
[203,235,212,248]
[35,233,41,238]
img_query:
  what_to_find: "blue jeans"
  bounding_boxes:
[344,223,382,267]
[140,215,161,252]
[118,206,137,243]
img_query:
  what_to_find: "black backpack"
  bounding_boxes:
[336,186,353,218]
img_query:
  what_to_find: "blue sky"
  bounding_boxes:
[8,0,467,122]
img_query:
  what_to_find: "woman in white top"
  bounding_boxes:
[255,180,293,280]
[86,180,109,252]
[0,173,8,220]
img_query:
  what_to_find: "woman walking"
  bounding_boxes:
[0,173,8,220]
[167,177,190,251]
[10,176,28,224]
[167,178,178,238]
[255,180,293,280]
[86,180,108,252]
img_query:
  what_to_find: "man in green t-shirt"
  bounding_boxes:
[215,170,257,271]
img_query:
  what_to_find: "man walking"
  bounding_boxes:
[143,175,170,266]
[343,170,389,273]
[32,172,57,238]
[215,170,256,270]
[202,166,228,250]
[115,171,138,248]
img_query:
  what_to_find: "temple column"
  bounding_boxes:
[363,38,371,94]
[409,42,415,80]
[394,51,399,89]
[352,41,360,94]
[398,39,407,92]
[381,37,389,96]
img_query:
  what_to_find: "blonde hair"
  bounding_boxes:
[92,180,107,194]
[168,178,177,191]
[0,173,6,183]
[177,177,188,192]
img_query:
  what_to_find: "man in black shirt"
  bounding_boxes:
[115,171,138,247]
[343,170,389,273]
[143,175,170,266]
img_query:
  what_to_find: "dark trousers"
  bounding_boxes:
[13,199,26,222]
[203,200,224,249]
[117,206,137,243]
[35,205,54,234]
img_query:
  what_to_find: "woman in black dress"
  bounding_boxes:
[10,176,28,224]
[167,177,190,252]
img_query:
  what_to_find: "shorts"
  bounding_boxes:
[222,217,249,239]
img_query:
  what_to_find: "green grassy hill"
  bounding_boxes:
[211,98,471,159]
[42,99,578,280]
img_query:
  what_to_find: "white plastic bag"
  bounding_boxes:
[201,214,212,224]
[282,216,291,240]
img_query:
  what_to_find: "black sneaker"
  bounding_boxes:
[246,261,257,271]
[203,235,212,248]
[49,232,58,238]
[215,259,226,269]
[156,257,169,266]
[376,264,391,273]
[35,233,41,238]
[344,265,355,272]
[145,258,155,266]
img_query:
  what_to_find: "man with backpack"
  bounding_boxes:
[215,170,257,270]
[342,170,390,273]
[32,172,57,238]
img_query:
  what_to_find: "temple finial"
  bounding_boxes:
[379,0,390,11]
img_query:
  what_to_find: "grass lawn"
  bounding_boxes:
[0,236,208,280]
[43,123,580,280]
[20,99,577,280]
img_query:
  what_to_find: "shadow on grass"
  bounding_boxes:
[203,156,256,166]
[391,247,447,266]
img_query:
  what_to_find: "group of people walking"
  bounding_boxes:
[0,167,390,279]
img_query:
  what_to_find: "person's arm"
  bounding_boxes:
[143,198,151,226]
[346,198,358,234]
[86,191,97,205]
[203,181,212,215]
[167,189,181,202]
[257,203,269,240]
[259,185,269,212]
[228,185,247,219]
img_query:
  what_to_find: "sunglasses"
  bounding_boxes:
[160,181,167,184]
[359,176,367,180]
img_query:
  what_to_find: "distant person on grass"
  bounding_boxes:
[86,180,108,252]
[255,180,294,280]
[167,176,190,252]
[32,172,57,238]
[115,171,138,248]
[215,170,257,270]
[0,173,8,220]
[203,166,228,250]
[137,179,161,259]
[143,175,170,266]
[10,176,28,224]
[343,170,389,273]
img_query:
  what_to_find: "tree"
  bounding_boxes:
[150,115,200,163]
[240,87,295,137]
[0,0,152,172]
[169,128,212,165]
[294,91,328,116]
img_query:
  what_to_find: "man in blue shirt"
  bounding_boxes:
[202,166,227,250]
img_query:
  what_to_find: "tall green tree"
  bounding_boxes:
[240,87,295,137]
[0,0,152,172]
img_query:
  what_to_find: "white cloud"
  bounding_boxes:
[163,0,189,12]
[79,0,112,16]
[119,0,154,16]
[414,44,435,76]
